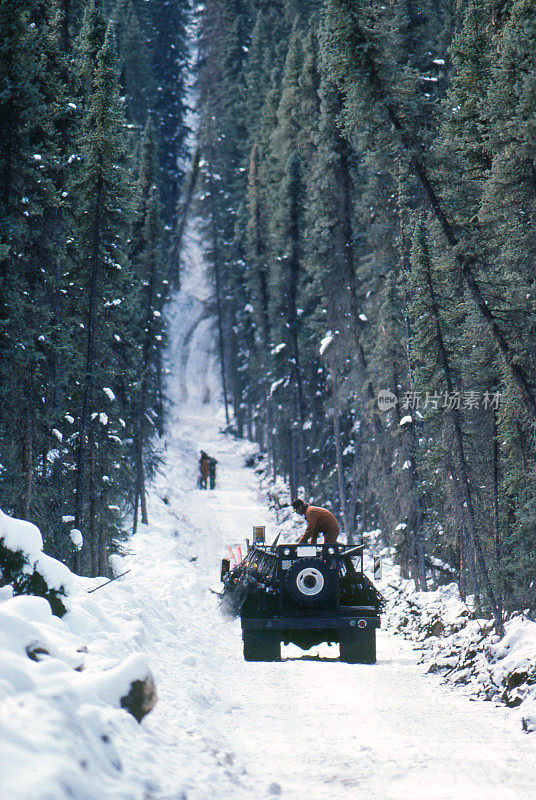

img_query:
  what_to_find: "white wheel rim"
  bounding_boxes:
[296,567,325,596]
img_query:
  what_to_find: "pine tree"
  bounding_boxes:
[324,0,536,426]
[244,143,273,457]
[75,0,107,98]
[409,216,503,631]
[243,4,286,148]
[268,29,312,495]
[69,21,138,574]
[478,0,536,612]
[0,0,189,580]
[129,118,164,531]
[113,0,155,125]
[438,0,495,231]
[0,0,72,549]
[141,0,190,222]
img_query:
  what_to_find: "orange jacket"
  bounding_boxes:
[298,505,340,544]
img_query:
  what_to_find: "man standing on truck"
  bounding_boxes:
[291,499,340,544]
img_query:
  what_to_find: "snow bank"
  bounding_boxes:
[386,579,471,640]
[383,573,536,733]
[0,511,157,799]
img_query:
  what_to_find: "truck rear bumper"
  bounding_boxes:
[241,614,381,631]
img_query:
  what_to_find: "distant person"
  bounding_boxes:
[209,457,217,489]
[199,451,210,489]
[291,499,340,544]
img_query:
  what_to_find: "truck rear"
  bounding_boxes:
[221,541,383,663]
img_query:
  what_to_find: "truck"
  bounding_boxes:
[220,541,383,663]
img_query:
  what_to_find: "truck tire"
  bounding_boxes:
[243,629,281,662]
[340,629,376,664]
[286,558,332,607]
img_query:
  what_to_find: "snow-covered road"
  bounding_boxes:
[87,227,535,800]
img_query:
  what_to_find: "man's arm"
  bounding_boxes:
[297,510,316,544]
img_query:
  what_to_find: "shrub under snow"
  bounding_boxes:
[0,509,157,800]
[0,509,74,616]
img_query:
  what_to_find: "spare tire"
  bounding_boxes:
[286,558,332,606]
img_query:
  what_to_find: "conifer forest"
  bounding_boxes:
[2,0,536,628]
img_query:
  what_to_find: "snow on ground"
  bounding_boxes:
[2,223,536,799]
[0,516,156,800]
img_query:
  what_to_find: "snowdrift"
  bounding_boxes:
[0,509,157,800]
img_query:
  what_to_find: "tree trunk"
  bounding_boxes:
[458,527,465,601]
[287,176,307,490]
[207,153,230,425]
[133,489,139,536]
[492,407,503,616]
[169,146,200,289]
[248,144,275,478]
[75,169,103,572]
[332,374,349,533]
[492,408,501,565]
[21,403,33,520]
[133,427,146,534]
[406,450,427,591]
[346,414,364,544]
[89,439,97,576]
[155,347,164,437]
[447,453,479,602]
[134,210,159,531]
[98,516,107,576]
[139,463,148,525]
[398,172,427,591]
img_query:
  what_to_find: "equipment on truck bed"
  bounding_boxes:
[220,540,383,663]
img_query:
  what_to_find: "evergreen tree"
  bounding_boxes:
[0,0,190,581]
[268,28,316,495]
[0,0,74,555]
[141,0,190,222]
[129,118,164,531]
[69,22,139,574]
[478,0,536,612]
[75,0,107,98]
[409,216,503,630]
[113,0,154,125]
